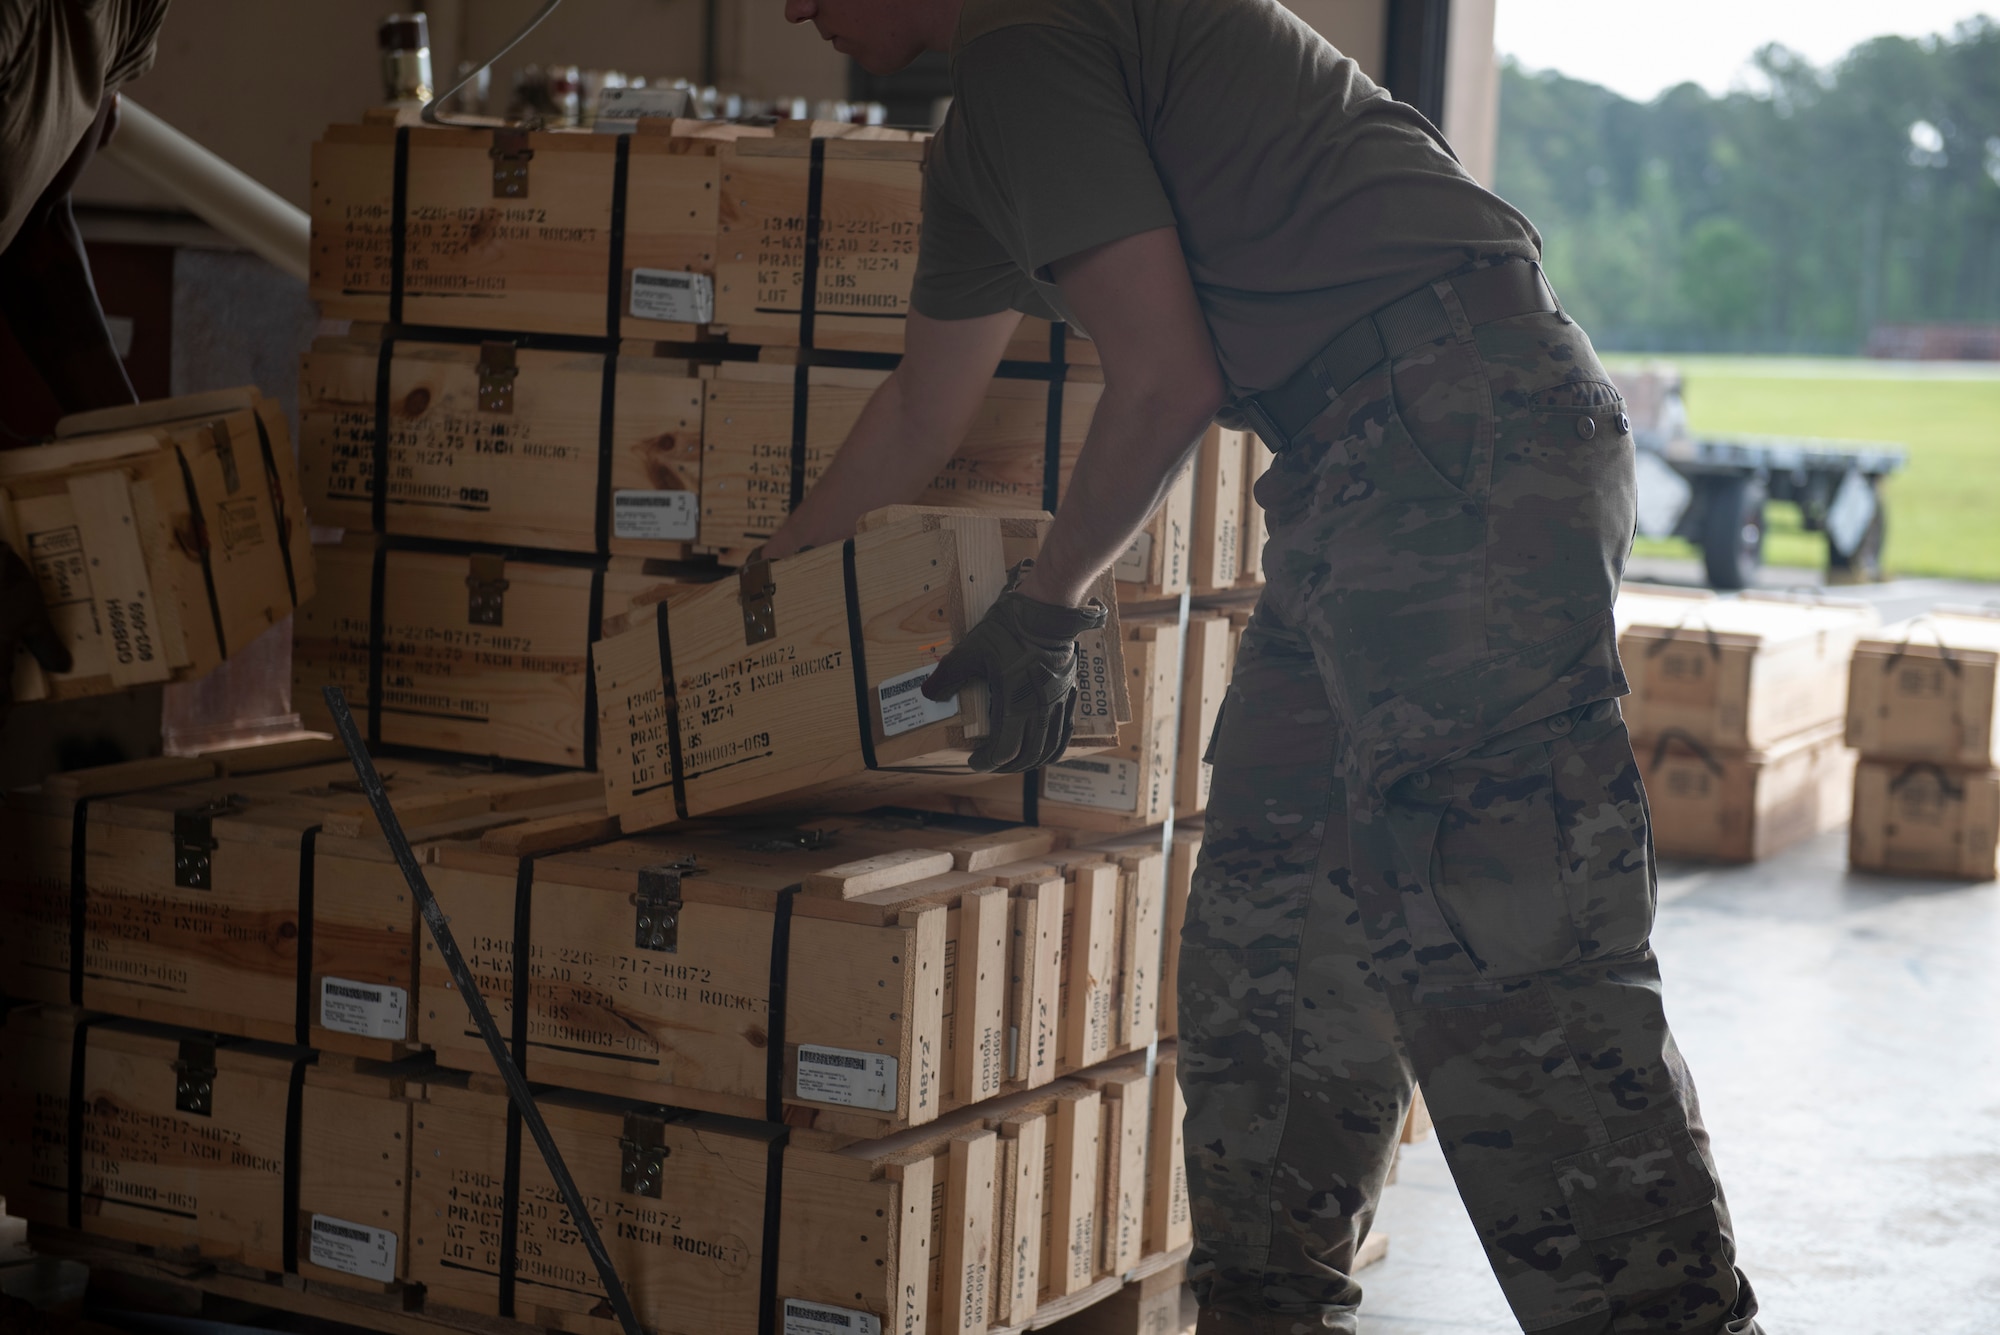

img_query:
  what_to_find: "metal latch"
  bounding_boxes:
[636,858,699,953]
[466,553,508,626]
[173,798,239,890]
[490,129,533,198]
[619,1112,673,1198]
[739,559,776,645]
[174,1039,218,1116]
[477,341,518,413]
[211,422,242,494]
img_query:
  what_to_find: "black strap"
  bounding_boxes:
[842,538,881,772]
[511,857,534,1078]
[1042,322,1067,514]
[758,1131,788,1335]
[1022,771,1040,827]
[1650,728,1724,776]
[66,1015,104,1228]
[1891,762,1965,800]
[248,408,301,607]
[281,1053,308,1273]
[788,138,829,512]
[654,598,691,821]
[371,337,395,534]
[594,135,631,555]
[499,1101,523,1317]
[296,826,322,1046]
[388,126,410,326]
[69,798,91,1005]
[367,541,389,747]
[173,446,230,660]
[755,884,800,1334]
[583,567,606,771]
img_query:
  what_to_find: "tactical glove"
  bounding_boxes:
[1,542,72,724]
[921,583,1108,774]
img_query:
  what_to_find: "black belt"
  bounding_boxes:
[1236,258,1560,450]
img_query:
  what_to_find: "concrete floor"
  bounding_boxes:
[1359,830,2000,1333]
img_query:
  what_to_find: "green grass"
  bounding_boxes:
[1603,355,2000,581]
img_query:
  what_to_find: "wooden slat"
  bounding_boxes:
[943,1130,1000,1335]
[1059,865,1119,1072]
[1041,1088,1103,1300]
[1146,1049,1191,1257]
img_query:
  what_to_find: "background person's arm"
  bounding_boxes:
[1013,225,1226,608]
[0,95,138,414]
[759,306,1024,559]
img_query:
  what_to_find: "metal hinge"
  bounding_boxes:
[466,553,509,626]
[174,1039,218,1116]
[739,559,776,645]
[619,1111,674,1198]
[173,797,239,890]
[211,422,242,494]
[477,341,518,414]
[635,857,699,953]
[490,129,533,198]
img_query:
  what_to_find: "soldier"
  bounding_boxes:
[764,0,1762,1330]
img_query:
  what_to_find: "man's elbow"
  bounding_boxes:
[1125,358,1227,434]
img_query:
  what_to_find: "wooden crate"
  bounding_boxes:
[294,535,716,767]
[1114,465,1194,603]
[0,1006,414,1293]
[1236,438,1273,591]
[1145,1050,1191,1259]
[1846,610,2000,769]
[1175,614,1234,816]
[594,509,1125,828]
[1157,827,1199,1041]
[2,389,314,705]
[310,119,746,340]
[1036,1266,1193,1335]
[696,360,1103,553]
[298,336,705,557]
[1189,427,1249,597]
[1850,759,2000,881]
[0,742,605,1056]
[1637,722,1855,863]
[1618,593,1879,750]
[413,812,1093,1137]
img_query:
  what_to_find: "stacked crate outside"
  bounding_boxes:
[1618,589,1878,862]
[1846,609,2000,880]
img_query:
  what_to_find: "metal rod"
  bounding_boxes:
[319,685,645,1335]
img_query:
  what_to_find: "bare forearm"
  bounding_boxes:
[762,368,962,556]
[1017,386,1211,607]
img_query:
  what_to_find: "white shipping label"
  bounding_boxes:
[1042,757,1142,812]
[319,977,409,1040]
[878,663,958,738]
[613,489,699,541]
[1114,531,1155,583]
[630,268,715,324]
[795,1044,898,1111]
[309,1214,397,1283]
[784,1299,883,1335]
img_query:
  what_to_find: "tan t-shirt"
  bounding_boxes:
[0,0,170,251]
[912,0,1541,393]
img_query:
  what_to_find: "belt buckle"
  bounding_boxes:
[1239,396,1290,453]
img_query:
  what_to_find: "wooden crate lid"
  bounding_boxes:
[1856,610,2000,664]
[1618,591,1879,648]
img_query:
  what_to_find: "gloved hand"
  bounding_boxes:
[0,542,71,724]
[922,578,1108,774]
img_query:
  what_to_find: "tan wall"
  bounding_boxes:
[1443,0,1499,184]
[1285,0,1388,80]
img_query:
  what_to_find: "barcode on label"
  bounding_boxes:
[794,1044,897,1110]
[630,267,715,323]
[613,489,698,541]
[877,663,957,738]
[784,1298,882,1335]
[319,976,409,1040]
[1042,756,1142,812]
[308,1214,397,1282]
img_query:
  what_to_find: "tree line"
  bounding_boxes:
[1494,18,2000,353]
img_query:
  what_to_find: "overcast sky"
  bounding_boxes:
[1494,1,1998,103]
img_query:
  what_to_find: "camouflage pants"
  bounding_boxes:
[1179,295,1761,1333]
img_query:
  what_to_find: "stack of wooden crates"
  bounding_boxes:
[1618,588,1879,862]
[0,111,1310,1335]
[1846,609,2000,880]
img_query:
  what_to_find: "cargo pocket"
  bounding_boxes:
[1551,702,1657,960]
[1552,1124,1718,1239]
[1411,737,1579,979]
